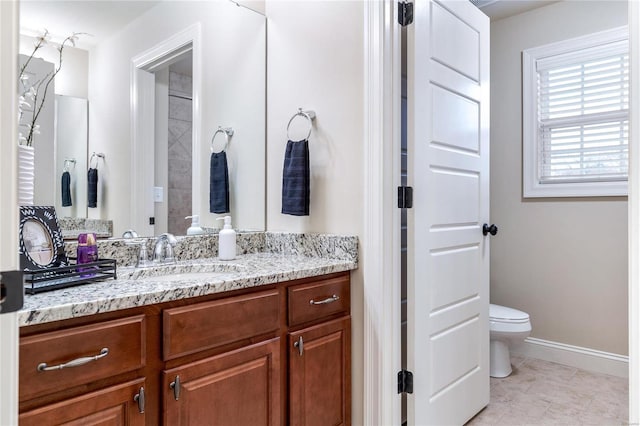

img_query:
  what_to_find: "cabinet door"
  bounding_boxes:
[19,378,146,426]
[163,338,280,426]
[289,316,351,426]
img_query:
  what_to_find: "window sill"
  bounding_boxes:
[523,181,628,198]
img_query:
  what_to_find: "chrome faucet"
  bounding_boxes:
[153,233,178,264]
[122,229,139,239]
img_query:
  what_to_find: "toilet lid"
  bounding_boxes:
[490,304,529,322]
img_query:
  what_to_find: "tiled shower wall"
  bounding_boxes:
[167,71,193,235]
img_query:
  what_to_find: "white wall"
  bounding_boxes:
[88,2,265,236]
[19,34,88,98]
[265,1,364,423]
[491,0,629,355]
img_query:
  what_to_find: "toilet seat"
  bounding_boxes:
[490,304,529,323]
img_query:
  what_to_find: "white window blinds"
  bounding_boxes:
[536,39,629,184]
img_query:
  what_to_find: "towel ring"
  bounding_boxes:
[286,108,316,141]
[63,158,76,172]
[211,127,234,153]
[90,152,105,169]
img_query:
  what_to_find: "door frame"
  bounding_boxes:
[0,0,20,424]
[362,1,639,424]
[131,23,202,236]
[362,1,402,425]
[629,1,639,422]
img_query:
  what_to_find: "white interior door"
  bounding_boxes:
[0,1,20,425]
[407,0,490,424]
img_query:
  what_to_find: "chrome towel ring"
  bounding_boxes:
[63,158,76,172]
[286,108,316,141]
[211,126,234,153]
[89,152,105,169]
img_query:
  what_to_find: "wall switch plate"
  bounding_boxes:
[154,186,164,202]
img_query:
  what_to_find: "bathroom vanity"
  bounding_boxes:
[17,237,356,426]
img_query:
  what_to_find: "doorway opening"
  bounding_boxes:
[131,24,201,236]
[153,53,193,235]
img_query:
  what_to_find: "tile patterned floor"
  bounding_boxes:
[465,355,629,425]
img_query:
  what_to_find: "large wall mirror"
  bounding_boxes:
[19,0,266,238]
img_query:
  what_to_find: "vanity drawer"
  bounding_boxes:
[20,315,146,401]
[163,289,279,360]
[288,274,350,327]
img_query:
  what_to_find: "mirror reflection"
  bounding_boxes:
[19,0,266,238]
[23,220,54,266]
[55,95,88,218]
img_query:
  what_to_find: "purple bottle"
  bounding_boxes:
[77,233,98,277]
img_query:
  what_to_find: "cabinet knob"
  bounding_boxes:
[134,387,145,414]
[294,336,304,356]
[170,375,181,401]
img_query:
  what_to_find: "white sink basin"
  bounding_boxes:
[122,262,245,281]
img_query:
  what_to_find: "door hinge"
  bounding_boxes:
[398,186,413,209]
[398,2,414,26]
[0,270,24,314]
[398,369,414,394]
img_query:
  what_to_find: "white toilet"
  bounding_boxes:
[489,304,531,378]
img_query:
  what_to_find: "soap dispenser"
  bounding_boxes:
[185,215,204,235]
[216,216,236,260]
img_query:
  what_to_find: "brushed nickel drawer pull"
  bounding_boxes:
[170,375,181,400]
[309,294,339,305]
[37,347,109,372]
[134,386,145,413]
[294,336,304,356]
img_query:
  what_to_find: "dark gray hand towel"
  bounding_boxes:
[61,171,72,207]
[209,152,229,214]
[281,139,310,216]
[88,168,98,208]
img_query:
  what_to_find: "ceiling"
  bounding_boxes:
[474,0,560,21]
[19,1,162,49]
[20,0,562,49]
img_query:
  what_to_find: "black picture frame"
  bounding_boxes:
[19,206,68,271]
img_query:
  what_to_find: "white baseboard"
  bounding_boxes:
[511,337,629,378]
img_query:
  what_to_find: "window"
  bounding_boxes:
[523,27,629,197]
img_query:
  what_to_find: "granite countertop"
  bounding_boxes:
[19,252,357,327]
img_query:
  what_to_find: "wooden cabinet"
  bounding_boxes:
[287,274,351,426]
[163,289,279,360]
[20,379,146,426]
[20,315,146,402]
[162,338,280,426]
[289,317,351,426]
[19,272,351,425]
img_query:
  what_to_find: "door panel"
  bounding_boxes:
[429,245,481,310]
[407,0,490,424]
[429,168,480,224]
[19,379,145,426]
[430,1,481,81]
[162,338,280,426]
[431,86,480,152]
[289,316,351,426]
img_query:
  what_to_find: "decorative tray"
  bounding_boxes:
[24,258,117,294]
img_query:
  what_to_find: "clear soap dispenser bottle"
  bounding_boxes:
[216,216,236,260]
